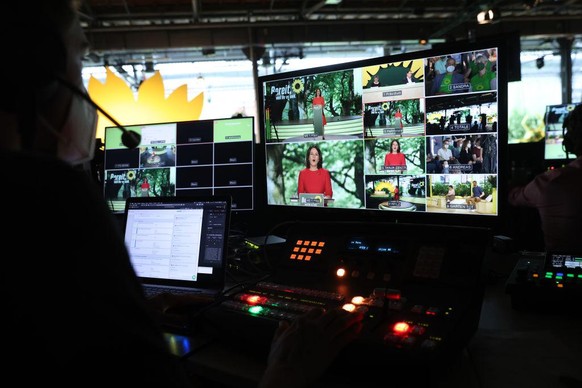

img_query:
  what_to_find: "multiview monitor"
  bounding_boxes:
[103,116,255,214]
[256,38,509,229]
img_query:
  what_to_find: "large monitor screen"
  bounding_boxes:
[103,116,255,214]
[544,103,580,160]
[256,39,508,229]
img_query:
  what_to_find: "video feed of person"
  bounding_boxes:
[259,45,501,216]
[263,68,364,143]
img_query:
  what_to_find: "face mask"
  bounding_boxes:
[444,144,449,148]
[477,63,486,71]
[446,65,455,73]
[56,83,98,165]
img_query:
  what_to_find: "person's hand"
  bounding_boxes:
[146,293,216,328]
[259,307,364,388]
[147,292,215,314]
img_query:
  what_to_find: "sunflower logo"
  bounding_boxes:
[382,102,389,111]
[127,170,136,180]
[292,79,304,94]
[375,181,395,193]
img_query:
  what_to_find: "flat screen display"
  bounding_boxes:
[544,103,580,160]
[256,39,508,229]
[103,116,254,214]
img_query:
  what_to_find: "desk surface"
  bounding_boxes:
[177,252,582,388]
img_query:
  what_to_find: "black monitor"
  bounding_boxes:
[544,103,580,161]
[102,116,255,217]
[255,38,509,232]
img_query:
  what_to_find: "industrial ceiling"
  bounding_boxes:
[81,0,582,67]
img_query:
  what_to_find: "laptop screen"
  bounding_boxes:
[123,195,231,294]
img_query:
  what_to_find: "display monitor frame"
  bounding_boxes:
[543,103,580,161]
[102,116,255,216]
[255,38,510,232]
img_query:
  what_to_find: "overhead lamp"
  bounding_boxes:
[476,8,501,24]
[418,37,428,46]
[325,0,342,4]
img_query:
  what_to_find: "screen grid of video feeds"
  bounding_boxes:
[261,47,499,217]
[102,117,255,213]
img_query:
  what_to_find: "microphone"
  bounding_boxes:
[56,75,141,149]
[121,127,141,149]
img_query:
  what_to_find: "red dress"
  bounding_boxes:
[384,152,406,167]
[313,96,327,125]
[394,110,403,128]
[297,168,333,198]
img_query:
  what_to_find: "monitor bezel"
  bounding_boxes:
[254,37,510,233]
[102,116,256,218]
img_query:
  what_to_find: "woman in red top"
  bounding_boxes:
[312,88,327,126]
[140,177,150,197]
[384,139,407,172]
[394,108,404,129]
[297,145,333,198]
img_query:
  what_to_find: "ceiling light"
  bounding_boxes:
[325,0,342,4]
[418,37,428,46]
[477,8,501,24]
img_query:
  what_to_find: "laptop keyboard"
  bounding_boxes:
[143,285,202,299]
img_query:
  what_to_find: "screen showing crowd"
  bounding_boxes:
[260,47,499,216]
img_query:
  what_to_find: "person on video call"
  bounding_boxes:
[430,57,466,95]
[394,107,404,129]
[140,176,151,196]
[2,2,362,387]
[404,70,418,84]
[508,104,582,252]
[298,145,333,199]
[466,180,487,209]
[384,139,407,171]
[468,54,496,92]
[312,88,327,126]
[446,185,456,203]
[371,74,382,87]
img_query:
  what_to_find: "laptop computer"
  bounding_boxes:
[123,195,231,300]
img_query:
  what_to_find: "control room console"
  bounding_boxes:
[200,221,493,386]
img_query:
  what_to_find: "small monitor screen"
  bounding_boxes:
[544,103,580,160]
[103,116,255,213]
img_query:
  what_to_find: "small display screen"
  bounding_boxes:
[547,253,582,270]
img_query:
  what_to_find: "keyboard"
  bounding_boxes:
[143,285,204,299]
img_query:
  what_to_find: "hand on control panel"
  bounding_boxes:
[259,307,364,388]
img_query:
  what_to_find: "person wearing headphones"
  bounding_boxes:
[1,1,362,387]
[508,104,582,252]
